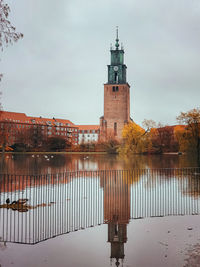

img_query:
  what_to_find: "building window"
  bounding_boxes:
[114,122,117,136]
[112,86,119,92]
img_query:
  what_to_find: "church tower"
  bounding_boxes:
[100,28,130,140]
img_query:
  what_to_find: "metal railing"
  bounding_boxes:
[0,168,200,244]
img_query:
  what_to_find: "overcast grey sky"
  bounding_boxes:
[1,0,200,126]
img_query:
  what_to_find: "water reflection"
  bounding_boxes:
[103,172,130,266]
[0,153,199,174]
[1,168,200,266]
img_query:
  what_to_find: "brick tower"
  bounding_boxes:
[100,29,130,141]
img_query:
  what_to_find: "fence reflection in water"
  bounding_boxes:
[0,168,200,245]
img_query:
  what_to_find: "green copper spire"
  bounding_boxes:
[107,28,127,84]
[115,26,119,50]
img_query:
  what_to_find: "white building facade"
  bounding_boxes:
[77,125,100,144]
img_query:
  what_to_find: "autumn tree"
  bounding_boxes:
[120,120,180,155]
[12,128,31,151]
[142,119,157,153]
[0,120,11,153]
[174,125,187,152]
[177,108,200,160]
[151,124,176,153]
[28,126,46,150]
[46,137,68,152]
[120,122,147,154]
[142,119,156,132]
[103,138,119,154]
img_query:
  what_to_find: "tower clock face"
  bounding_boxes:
[113,66,118,71]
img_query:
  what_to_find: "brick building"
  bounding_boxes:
[100,29,131,141]
[0,31,132,146]
[0,111,79,147]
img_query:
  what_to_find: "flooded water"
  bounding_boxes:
[0,153,200,267]
[0,153,199,174]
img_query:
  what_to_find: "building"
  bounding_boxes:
[77,125,100,144]
[100,29,131,141]
[0,31,131,146]
[0,111,79,147]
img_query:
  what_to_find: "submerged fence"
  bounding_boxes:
[0,168,200,244]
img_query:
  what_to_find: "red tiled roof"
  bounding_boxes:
[0,111,75,127]
[27,116,75,126]
[0,111,29,123]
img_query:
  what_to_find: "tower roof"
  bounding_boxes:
[115,26,119,50]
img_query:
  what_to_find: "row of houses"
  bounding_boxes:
[0,111,100,146]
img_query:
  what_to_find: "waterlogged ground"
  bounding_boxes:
[0,153,200,267]
[0,153,199,174]
[0,215,200,267]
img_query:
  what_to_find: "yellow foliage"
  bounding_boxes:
[176,108,200,156]
[120,122,150,154]
[174,126,188,152]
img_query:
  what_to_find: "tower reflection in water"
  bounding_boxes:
[102,171,130,266]
[1,169,200,266]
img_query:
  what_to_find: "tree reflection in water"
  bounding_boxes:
[0,153,199,174]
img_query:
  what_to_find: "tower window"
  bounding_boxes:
[114,122,117,136]
[112,86,119,92]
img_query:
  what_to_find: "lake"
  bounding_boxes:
[0,153,200,267]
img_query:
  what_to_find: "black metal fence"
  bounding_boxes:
[0,168,200,244]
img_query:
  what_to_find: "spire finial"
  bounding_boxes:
[115,26,119,50]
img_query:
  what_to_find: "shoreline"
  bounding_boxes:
[0,151,108,155]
